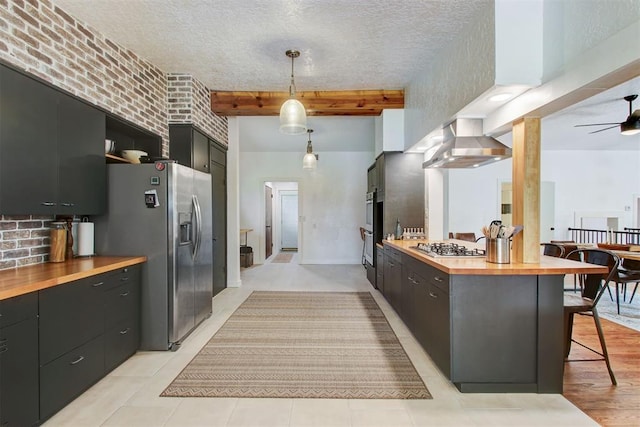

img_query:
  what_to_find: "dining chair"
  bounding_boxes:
[564,248,619,385]
[451,232,476,242]
[553,242,583,292]
[611,257,640,314]
[541,243,564,258]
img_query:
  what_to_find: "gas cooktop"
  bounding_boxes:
[411,242,486,258]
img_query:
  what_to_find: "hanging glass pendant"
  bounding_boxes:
[303,129,317,169]
[280,98,307,135]
[279,49,307,135]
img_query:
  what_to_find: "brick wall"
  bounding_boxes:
[0,0,170,151]
[0,216,52,269]
[168,73,228,145]
[0,0,229,270]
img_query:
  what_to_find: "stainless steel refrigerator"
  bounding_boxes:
[94,162,213,350]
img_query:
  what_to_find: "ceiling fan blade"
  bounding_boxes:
[574,122,621,127]
[587,125,620,134]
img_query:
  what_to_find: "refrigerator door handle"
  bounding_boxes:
[192,195,203,260]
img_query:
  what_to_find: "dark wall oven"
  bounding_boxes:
[365,191,374,232]
[364,192,375,285]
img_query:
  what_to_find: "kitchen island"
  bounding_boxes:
[381,239,606,393]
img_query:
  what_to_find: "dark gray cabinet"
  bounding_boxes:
[0,64,106,215]
[210,141,227,297]
[169,124,210,173]
[0,293,39,427]
[38,265,142,421]
[104,267,141,372]
[375,152,424,236]
[385,245,549,392]
[383,244,402,313]
[375,246,384,292]
[367,164,377,193]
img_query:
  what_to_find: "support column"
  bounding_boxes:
[512,117,541,263]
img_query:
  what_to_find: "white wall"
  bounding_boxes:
[240,151,373,264]
[541,150,640,239]
[444,150,640,240]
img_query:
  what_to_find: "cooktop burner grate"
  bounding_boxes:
[412,242,486,258]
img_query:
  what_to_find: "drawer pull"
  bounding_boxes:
[388,261,395,267]
[122,268,128,273]
[434,276,443,283]
[0,346,8,354]
[120,277,129,282]
[92,281,104,287]
[429,292,438,299]
[0,338,7,344]
[60,202,75,207]
[70,356,85,365]
[119,291,130,297]
[119,328,130,335]
[41,202,56,206]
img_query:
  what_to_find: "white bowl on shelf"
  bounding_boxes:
[120,150,148,163]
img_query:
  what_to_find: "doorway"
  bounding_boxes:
[500,181,555,242]
[280,192,298,251]
[264,181,299,261]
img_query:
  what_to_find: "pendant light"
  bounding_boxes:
[279,49,307,135]
[303,129,317,169]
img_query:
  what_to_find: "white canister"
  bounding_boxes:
[77,218,94,257]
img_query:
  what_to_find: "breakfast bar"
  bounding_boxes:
[380,239,607,393]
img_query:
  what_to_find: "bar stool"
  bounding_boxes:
[564,248,619,385]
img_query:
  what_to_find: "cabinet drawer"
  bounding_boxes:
[384,245,402,262]
[105,281,140,329]
[103,265,141,291]
[39,276,105,365]
[39,335,105,420]
[104,319,140,373]
[0,292,37,328]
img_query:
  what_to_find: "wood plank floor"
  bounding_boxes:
[563,313,640,426]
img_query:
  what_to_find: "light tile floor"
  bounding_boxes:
[44,256,598,426]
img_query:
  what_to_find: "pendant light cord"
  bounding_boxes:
[289,54,296,97]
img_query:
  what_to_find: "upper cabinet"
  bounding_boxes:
[106,115,162,159]
[0,64,106,215]
[169,124,211,173]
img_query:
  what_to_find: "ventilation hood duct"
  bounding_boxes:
[422,118,512,169]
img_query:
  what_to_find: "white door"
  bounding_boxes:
[281,192,298,250]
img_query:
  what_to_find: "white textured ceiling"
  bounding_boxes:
[53,0,639,152]
[53,0,487,91]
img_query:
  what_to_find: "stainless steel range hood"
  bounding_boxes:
[422,118,512,169]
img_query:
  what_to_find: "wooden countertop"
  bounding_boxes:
[384,239,608,276]
[0,256,147,300]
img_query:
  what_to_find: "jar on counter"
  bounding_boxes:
[49,221,67,263]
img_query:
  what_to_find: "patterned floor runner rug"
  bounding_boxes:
[161,291,431,399]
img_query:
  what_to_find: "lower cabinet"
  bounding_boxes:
[383,245,402,313]
[375,248,384,292]
[0,293,39,427]
[402,256,451,375]
[384,244,544,392]
[38,265,142,422]
[40,335,105,420]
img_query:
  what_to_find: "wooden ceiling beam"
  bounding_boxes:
[210,90,404,116]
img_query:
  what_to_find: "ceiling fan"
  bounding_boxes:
[575,94,640,136]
